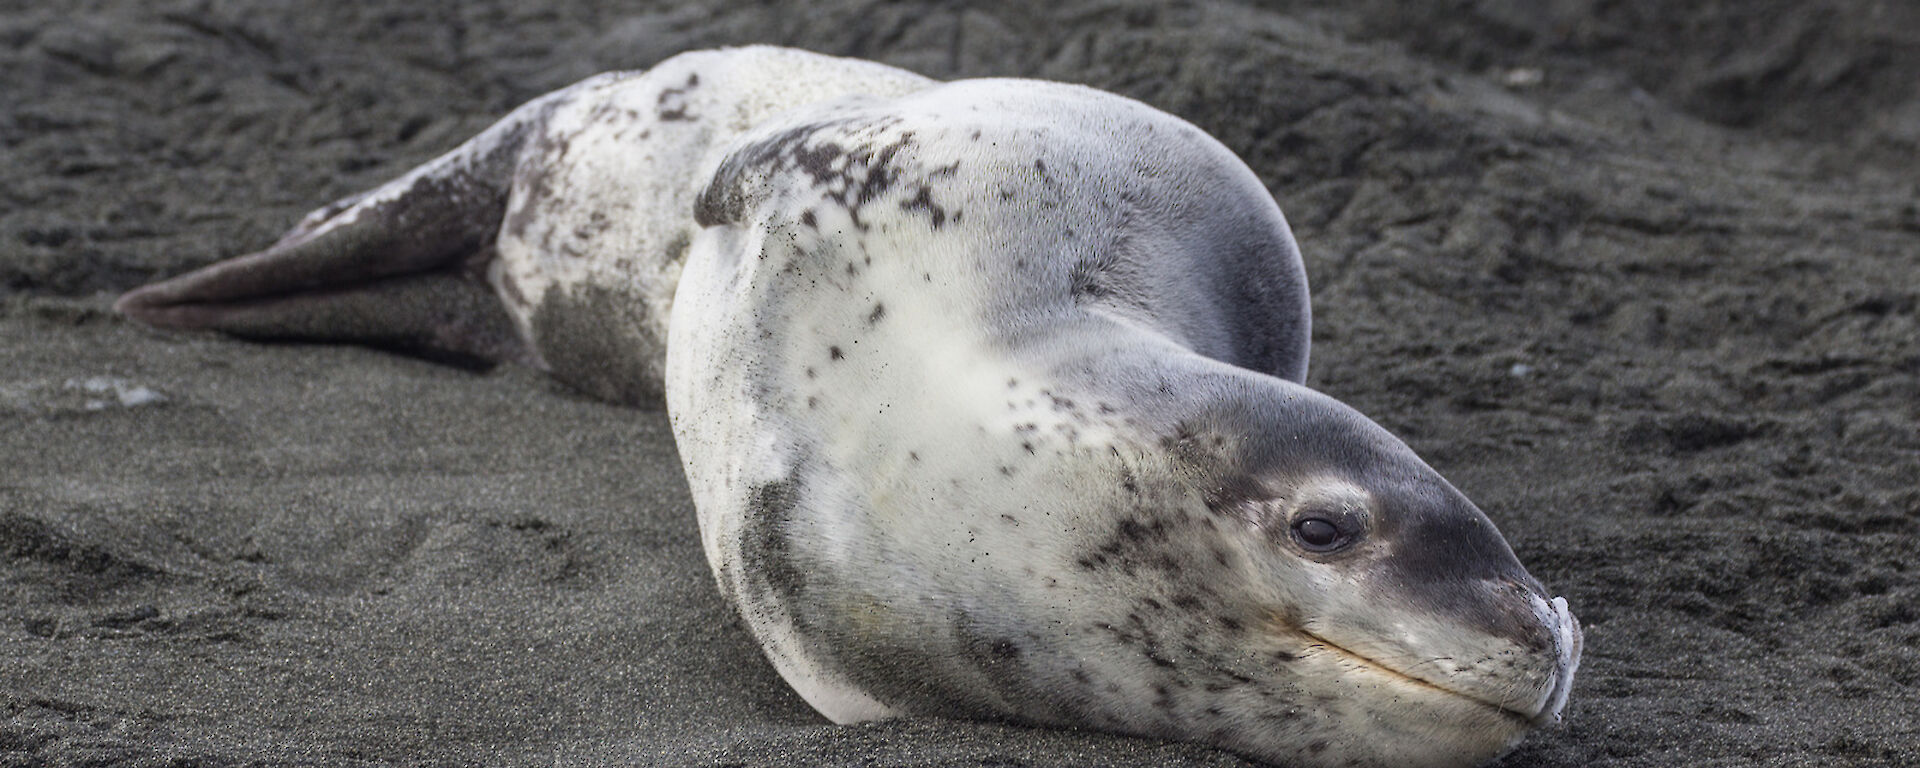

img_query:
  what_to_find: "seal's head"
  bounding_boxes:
[1042,372,1581,768]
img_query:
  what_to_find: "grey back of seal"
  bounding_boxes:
[688,75,1313,383]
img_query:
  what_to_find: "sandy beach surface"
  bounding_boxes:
[4,1,1917,765]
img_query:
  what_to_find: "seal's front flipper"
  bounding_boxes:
[116,102,547,368]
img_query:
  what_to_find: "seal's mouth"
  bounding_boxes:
[1273,597,1580,728]
[1293,629,1538,728]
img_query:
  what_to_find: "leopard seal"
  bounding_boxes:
[116,46,1581,768]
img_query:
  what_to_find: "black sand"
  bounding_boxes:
[4,1,1917,766]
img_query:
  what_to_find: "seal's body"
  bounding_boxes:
[119,47,1580,768]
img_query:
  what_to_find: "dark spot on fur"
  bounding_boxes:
[792,141,846,186]
[899,185,947,228]
[863,132,915,201]
[829,346,844,361]
[655,73,700,121]
[990,639,1021,659]
[1068,244,1154,313]
[571,216,609,244]
[739,479,809,615]
[867,303,886,324]
[505,130,569,240]
[696,119,862,226]
[799,209,817,229]
[661,232,691,266]
[695,118,943,234]
[1069,260,1107,299]
[694,184,742,228]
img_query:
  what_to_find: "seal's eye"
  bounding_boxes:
[1291,516,1347,552]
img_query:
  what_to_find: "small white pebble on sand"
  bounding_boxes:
[1503,67,1544,88]
[119,386,166,407]
[60,376,169,409]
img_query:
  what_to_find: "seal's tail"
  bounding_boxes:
[114,90,566,367]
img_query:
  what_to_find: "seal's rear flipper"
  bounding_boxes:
[116,96,556,368]
[118,257,528,368]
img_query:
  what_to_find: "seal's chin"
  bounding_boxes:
[1278,593,1582,732]
[1236,615,1542,768]
[1297,630,1539,728]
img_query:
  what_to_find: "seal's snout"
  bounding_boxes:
[1497,591,1581,726]
[1533,595,1582,725]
